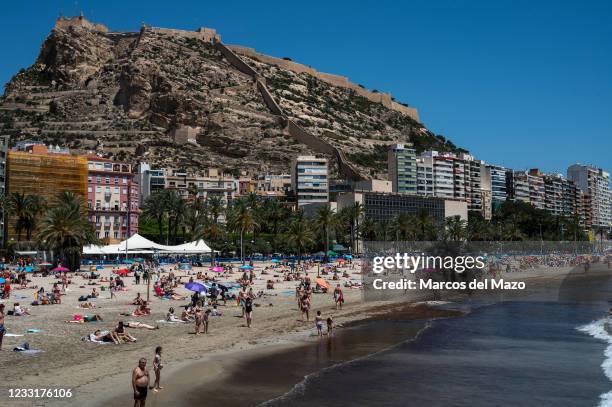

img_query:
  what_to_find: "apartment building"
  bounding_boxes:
[486,165,508,206]
[388,143,417,194]
[6,144,87,242]
[567,164,612,231]
[0,136,9,245]
[87,157,139,242]
[291,156,329,207]
[165,168,236,204]
[137,163,166,205]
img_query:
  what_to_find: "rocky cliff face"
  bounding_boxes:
[0,19,465,178]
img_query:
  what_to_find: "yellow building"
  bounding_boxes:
[6,146,88,242]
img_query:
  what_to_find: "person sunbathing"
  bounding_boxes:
[180,306,194,322]
[114,321,136,343]
[66,314,103,323]
[133,293,145,305]
[91,329,117,344]
[166,307,185,323]
[79,301,97,309]
[132,302,151,316]
[125,321,158,330]
[13,303,30,316]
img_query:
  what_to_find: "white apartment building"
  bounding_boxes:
[568,164,611,230]
[291,156,329,207]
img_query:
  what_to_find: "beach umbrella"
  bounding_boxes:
[327,250,338,257]
[96,265,105,270]
[184,282,207,293]
[344,255,353,259]
[239,265,253,270]
[116,268,130,276]
[179,263,192,270]
[39,262,52,267]
[51,266,69,273]
[271,259,280,263]
[336,258,346,263]
[24,266,34,273]
[210,266,224,273]
[0,277,5,284]
[315,277,331,290]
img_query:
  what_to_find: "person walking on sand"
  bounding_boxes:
[0,304,5,350]
[194,303,204,335]
[333,284,344,310]
[244,296,253,328]
[300,294,310,321]
[150,346,163,392]
[132,358,149,407]
[315,310,324,336]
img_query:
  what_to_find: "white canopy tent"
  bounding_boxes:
[83,234,212,255]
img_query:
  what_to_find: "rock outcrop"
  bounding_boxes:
[0,17,466,178]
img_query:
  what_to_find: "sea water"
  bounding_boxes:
[262,301,611,407]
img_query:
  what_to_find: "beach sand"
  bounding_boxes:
[1,260,607,406]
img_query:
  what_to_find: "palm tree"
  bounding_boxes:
[285,214,314,264]
[228,199,258,264]
[315,205,336,260]
[142,191,168,242]
[359,217,377,242]
[351,202,363,253]
[36,192,98,271]
[4,192,47,241]
[415,209,435,241]
[445,216,466,241]
[166,191,186,244]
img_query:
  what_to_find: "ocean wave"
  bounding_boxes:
[257,321,433,406]
[578,318,612,407]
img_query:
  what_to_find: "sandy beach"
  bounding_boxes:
[1,259,607,407]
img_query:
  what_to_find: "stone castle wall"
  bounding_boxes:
[150,27,220,43]
[228,45,419,122]
[55,15,108,33]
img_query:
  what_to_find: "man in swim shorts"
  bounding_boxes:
[132,357,149,406]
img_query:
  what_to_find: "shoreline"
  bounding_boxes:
[3,263,608,407]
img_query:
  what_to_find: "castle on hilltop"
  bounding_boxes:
[55,12,109,32]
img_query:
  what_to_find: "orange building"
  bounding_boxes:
[6,145,88,242]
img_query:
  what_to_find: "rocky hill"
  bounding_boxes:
[0,15,466,178]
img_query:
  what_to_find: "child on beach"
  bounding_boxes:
[194,305,204,335]
[151,346,163,392]
[315,311,324,336]
[244,297,253,328]
[327,316,334,336]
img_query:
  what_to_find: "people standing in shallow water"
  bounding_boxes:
[315,310,323,336]
[132,358,149,407]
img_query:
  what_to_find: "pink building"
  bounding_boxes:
[87,156,139,243]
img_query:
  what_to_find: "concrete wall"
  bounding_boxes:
[214,42,258,78]
[228,45,420,122]
[444,200,468,221]
[257,80,284,116]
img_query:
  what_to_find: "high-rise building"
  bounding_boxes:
[0,136,9,245]
[165,168,236,205]
[6,144,88,242]
[291,156,329,207]
[87,156,139,242]
[388,144,417,194]
[526,170,545,210]
[137,163,166,205]
[507,170,530,204]
[567,164,611,231]
[485,165,507,206]
[416,151,490,219]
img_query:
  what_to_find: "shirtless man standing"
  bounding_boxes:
[132,358,149,407]
[0,304,5,350]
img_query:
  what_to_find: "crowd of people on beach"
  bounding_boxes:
[0,254,359,406]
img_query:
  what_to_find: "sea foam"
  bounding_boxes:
[578,318,612,407]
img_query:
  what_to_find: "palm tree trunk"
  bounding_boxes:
[240,228,244,264]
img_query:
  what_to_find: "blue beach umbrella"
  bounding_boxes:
[184,282,207,293]
[239,265,253,270]
[0,277,5,284]
[25,266,34,273]
[96,265,104,270]
[271,259,280,263]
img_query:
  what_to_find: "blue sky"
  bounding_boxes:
[1,0,610,174]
